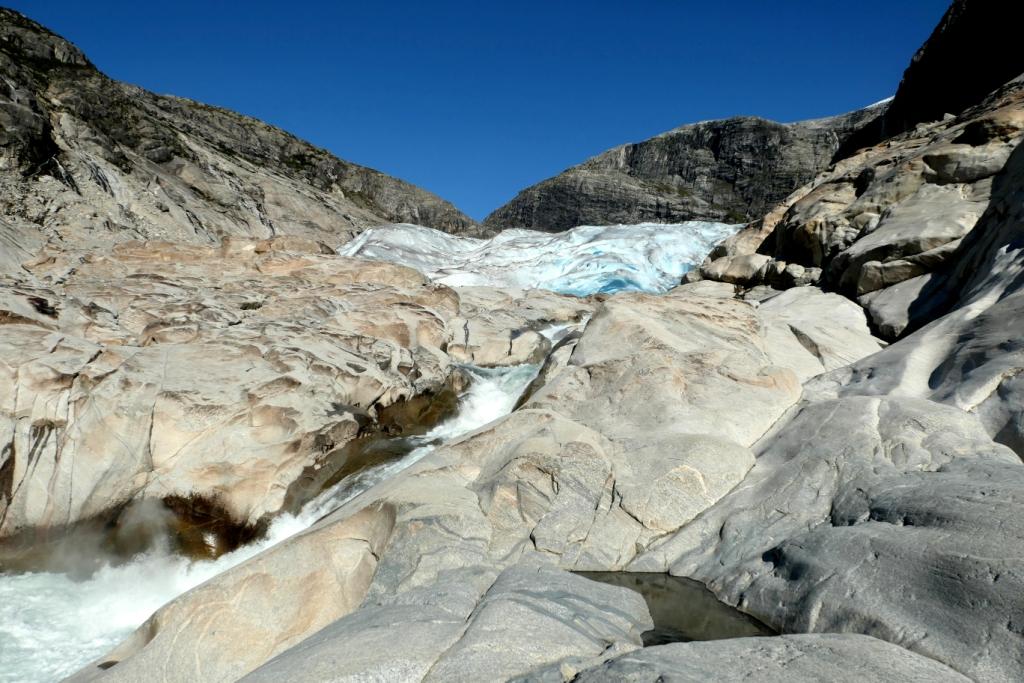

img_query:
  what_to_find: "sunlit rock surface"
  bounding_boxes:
[533,634,969,682]
[4,2,1024,682]
[483,105,889,232]
[73,279,883,681]
[0,238,461,552]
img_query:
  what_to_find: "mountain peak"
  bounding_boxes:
[0,7,474,274]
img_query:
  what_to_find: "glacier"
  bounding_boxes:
[338,221,741,296]
[0,223,740,682]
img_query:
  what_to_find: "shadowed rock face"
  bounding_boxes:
[0,8,474,277]
[836,0,1024,159]
[575,572,774,645]
[695,76,1024,338]
[483,105,887,232]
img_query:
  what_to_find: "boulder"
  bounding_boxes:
[0,240,463,557]
[699,253,771,286]
[757,287,885,382]
[242,563,651,683]
[858,272,942,339]
[524,288,802,449]
[445,286,591,367]
[834,181,989,294]
[68,504,396,683]
[923,141,1014,183]
[540,634,969,682]
[633,397,1024,680]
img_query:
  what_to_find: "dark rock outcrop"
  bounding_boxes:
[0,8,474,276]
[698,78,1023,307]
[836,0,1024,159]
[483,104,887,232]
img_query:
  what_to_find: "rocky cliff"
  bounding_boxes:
[483,104,887,232]
[0,9,475,277]
[835,0,1024,159]
[5,2,1024,682]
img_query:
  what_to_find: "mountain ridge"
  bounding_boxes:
[0,6,476,277]
[483,101,888,232]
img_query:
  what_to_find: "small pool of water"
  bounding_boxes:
[577,571,774,645]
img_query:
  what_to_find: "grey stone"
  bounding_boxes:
[483,106,888,232]
[243,563,652,683]
[633,396,1023,680]
[524,288,802,449]
[858,272,940,339]
[836,182,988,294]
[757,287,884,382]
[924,142,1014,183]
[699,253,771,286]
[0,9,475,280]
[555,634,969,682]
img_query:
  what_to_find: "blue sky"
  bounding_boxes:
[12,1,950,220]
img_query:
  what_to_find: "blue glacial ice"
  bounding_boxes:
[337,221,741,296]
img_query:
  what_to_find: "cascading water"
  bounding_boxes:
[0,220,735,682]
[0,362,543,683]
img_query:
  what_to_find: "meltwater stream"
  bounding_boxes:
[0,220,738,682]
[0,363,542,683]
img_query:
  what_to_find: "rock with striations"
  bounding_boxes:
[70,275,886,680]
[18,1,1024,682]
[698,75,1024,330]
[242,562,652,683]
[529,635,970,682]
[0,237,469,562]
[0,9,475,280]
[632,396,1024,681]
[482,103,887,232]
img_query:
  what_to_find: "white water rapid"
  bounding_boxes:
[0,217,737,682]
[0,363,542,683]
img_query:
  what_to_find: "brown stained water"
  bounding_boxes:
[577,572,775,645]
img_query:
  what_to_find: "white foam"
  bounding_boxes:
[0,220,736,681]
[338,222,740,296]
[0,363,540,683]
